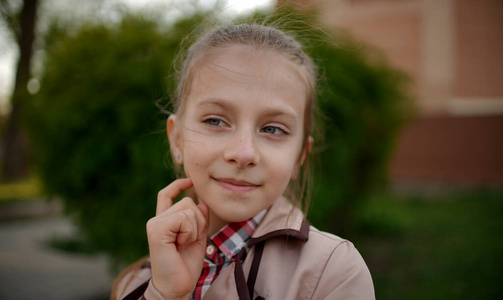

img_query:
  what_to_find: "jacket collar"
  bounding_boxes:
[233,197,310,300]
[248,196,309,247]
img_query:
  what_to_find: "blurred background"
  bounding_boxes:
[0,0,501,299]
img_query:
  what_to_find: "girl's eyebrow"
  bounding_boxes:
[196,99,233,111]
[262,110,298,123]
[196,98,299,121]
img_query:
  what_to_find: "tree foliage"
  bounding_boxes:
[27,13,198,264]
[26,8,411,266]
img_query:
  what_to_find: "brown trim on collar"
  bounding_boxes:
[247,241,265,298]
[248,218,309,247]
[235,219,309,299]
[122,279,149,300]
[234,247,251,300]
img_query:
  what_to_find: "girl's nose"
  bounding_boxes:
[224,130,260,169]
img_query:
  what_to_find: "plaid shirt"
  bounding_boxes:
[193,209,268,300]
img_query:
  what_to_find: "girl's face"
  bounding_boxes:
[168,45,312,233]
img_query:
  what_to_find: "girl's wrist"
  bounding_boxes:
[164,296,191,300]
[150,278,193,300]
[159,290,193,300]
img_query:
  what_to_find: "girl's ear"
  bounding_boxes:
[167,115,183,164]
[291,136,313,180]
[301,136,314,165]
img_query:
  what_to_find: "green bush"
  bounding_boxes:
[26,9,411,266]
[309,35,412,234]
[26,13,199,265]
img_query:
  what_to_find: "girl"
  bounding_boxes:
[112,23,375,300]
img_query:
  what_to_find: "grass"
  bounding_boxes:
[352,190,503,300]
[0,177,41,201]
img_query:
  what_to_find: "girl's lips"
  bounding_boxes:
[213,177,260,194]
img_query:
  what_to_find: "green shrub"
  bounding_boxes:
[309,36,412,234]
[26,13,200,265]
[26,9,411,266]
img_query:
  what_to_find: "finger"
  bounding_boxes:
[176,209,199,248]
[146,209,197,247]
[161,197,207,236]
[153,197,207,249]
[197,203,210,241]
[157,178,193,215]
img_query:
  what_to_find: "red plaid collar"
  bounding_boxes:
[193,209,268,300]
[206,209,268,262]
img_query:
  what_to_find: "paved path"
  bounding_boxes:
[0,215,113,300]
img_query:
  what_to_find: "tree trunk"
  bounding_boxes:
[1,0,38,182]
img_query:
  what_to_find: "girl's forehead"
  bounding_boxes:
[191,45,308,96]
[180,45,308,119]
[203,45,294,71]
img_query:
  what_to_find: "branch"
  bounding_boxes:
[0,0,21,42]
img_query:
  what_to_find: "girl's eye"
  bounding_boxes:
[204,118,224,126]
[261,126,286,135]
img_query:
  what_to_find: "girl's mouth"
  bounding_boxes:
[213,177,260,194]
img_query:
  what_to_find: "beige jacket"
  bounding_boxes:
[116,197,375,300]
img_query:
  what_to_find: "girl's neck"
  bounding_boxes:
[207,210,229,237]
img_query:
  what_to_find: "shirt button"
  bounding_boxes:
[206,245,216,256]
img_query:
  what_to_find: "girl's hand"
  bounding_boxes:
[146,178,209,299]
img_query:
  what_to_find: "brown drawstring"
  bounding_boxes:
[247,241,265,298]
[122,279,149,300]
[234,241,266,300]
[234,247,251,300]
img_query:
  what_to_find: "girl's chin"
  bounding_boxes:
[208,205,255,224]
[207,212,252,236]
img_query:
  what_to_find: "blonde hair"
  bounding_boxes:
[172,23,318,212]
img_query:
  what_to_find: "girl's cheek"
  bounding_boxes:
[272,157,297,179]
[183,154,204,177]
